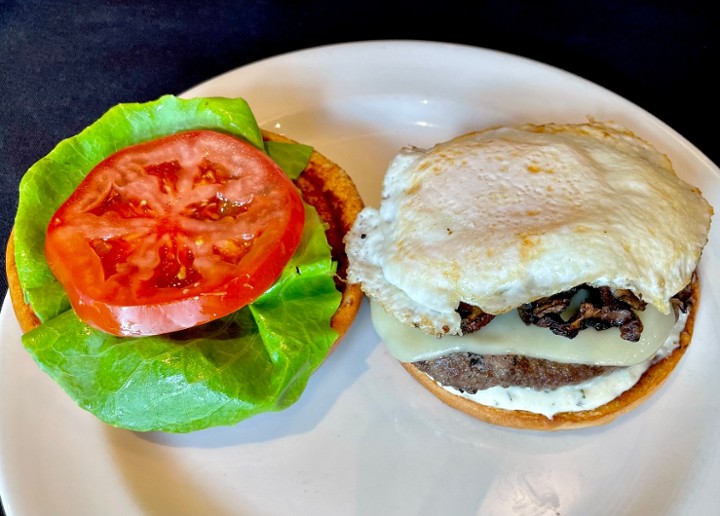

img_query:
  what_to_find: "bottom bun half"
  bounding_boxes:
[6,130,364,350]
[401,279,699,431]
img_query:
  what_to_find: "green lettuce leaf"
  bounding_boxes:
[264,140,313,180]
[13,96,343,432]
[22,207,339,433]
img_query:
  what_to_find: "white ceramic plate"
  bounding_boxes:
[1,40,719,516]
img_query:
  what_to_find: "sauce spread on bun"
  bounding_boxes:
[7,96,364,432]
[345,120,712,430]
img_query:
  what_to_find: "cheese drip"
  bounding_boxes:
[370,300,676,366]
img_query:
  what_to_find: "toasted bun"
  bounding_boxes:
[6,129,364,348]
[400,277,700,431]
[6,230,40,333]
[263,130,364,350]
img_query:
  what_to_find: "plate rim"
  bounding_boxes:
[2,39,719,516]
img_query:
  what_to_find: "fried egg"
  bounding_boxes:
[345,121,712,337]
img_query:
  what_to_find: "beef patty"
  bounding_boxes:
[414,353,613,392]
[414,281,696,393]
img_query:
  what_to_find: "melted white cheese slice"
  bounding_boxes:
[371,300,676,366]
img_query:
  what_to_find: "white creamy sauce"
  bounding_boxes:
[438,311,687,418]
[371,297,688,416]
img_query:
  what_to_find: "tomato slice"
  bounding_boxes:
[45,130,306,336]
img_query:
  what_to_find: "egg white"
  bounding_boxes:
[346,121,712,337]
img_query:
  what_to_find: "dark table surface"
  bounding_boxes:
[1,1,717,514]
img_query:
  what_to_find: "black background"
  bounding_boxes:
[0,1,717,514]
